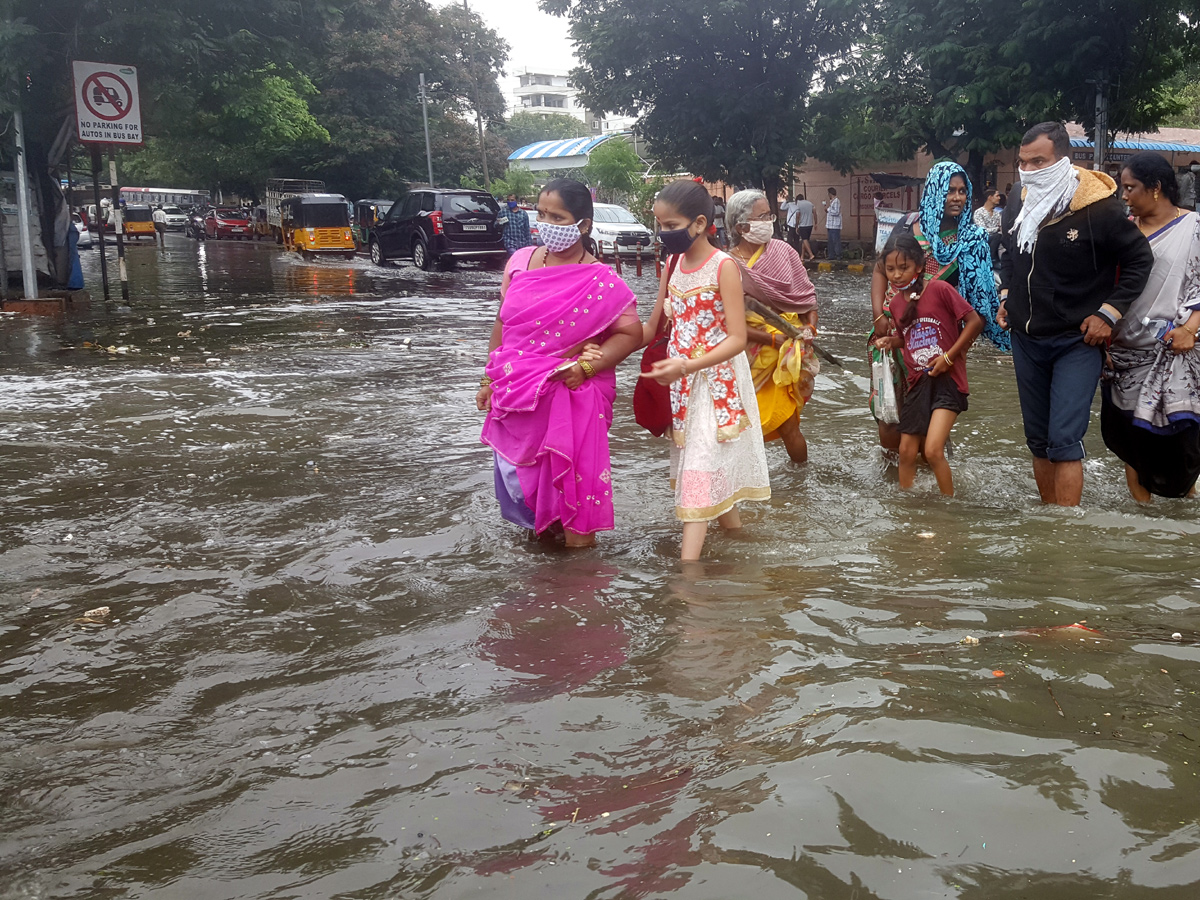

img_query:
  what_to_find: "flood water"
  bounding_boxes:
[3,236,1200,898]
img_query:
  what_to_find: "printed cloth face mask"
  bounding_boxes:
[539,221,583,253]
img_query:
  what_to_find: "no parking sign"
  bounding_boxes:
[72,61,143,144]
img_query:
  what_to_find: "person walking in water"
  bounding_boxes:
[153,204,167,248]
[794,194,815,261]
[501,194,532,255]
[997,121,1153,506]
[478,179,641,547]
[639,179,770,561]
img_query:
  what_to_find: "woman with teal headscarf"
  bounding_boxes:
[868,161,1008,454]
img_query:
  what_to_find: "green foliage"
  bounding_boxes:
[2,0,510,200]
[489,165,536,201]
[582,139,643,202]
[630,174,667,227]
[500,110,591,151]
[542,0,867,206]
[810,0,1200,188]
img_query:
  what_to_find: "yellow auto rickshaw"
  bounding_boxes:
[280,194,356,259]
[123,204,157,240]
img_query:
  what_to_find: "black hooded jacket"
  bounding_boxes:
[999,167,1153,337]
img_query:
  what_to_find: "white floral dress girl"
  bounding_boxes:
[666,249,771,521]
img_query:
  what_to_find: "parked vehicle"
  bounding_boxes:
[161,206,188,230]
[591,203,655,256]
[72,213,94,249]
[123,204,157,241]
[205,208,252,240]
[370,188,506,270]
[280,194,356,259]
[264,178,326,243]
[354,199,393,251]
[250,206,270,240]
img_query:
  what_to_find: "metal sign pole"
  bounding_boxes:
[12,109,39,299]
[108,147,129,302]
[90,145,110,301]
[419,73,435,187]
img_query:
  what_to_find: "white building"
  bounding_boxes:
[510,67,639,136]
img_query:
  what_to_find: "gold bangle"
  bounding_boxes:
[943,353,953,366]
[479,375,493,387]
[578,360,596,379]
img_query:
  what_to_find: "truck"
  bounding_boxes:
[263,178,326,241]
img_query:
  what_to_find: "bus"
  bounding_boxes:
[118,187,211,210]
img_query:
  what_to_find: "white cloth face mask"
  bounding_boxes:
[539,221,583,253]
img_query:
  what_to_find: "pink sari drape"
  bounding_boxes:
[481,257,636,535]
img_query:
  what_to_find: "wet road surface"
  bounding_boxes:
[2,235,1200,898]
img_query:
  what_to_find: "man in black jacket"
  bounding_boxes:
[998,122,1153,506]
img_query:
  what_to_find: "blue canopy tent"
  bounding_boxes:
[507,132,632,171]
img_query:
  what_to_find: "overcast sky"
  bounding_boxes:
[435,0,579,107]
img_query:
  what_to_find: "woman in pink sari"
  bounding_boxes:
[477,179,642,547]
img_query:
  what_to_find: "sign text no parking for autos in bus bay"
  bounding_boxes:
[72,61,143,145]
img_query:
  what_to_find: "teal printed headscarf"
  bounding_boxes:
[919,161,1010,352]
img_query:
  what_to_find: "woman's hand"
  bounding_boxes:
[476,385,493,411]
[1169,325,1197,355]
[561,363,586,389]
[873,334,901,351]
[579,342,604,362]
[642,356,688,386]
[926,353,952,377]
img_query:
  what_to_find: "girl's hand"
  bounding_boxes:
[476,385,493,411]
[926,353,952,377]
[1169,325,1197,355]
[642,356,687,386]
[561,363,586,389]
[579,342,604,362]
[874,334,901,351]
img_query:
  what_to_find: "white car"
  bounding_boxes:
[72,213,94,249]
[591,203,655,257]
[161,206,188,230]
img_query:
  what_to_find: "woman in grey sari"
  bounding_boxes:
[1102,152,1200,500]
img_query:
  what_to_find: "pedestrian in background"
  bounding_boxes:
[997,121,1154,506]
[823,188,842,259]
[502,194,532,255]
[712,195,727,247]
[152,204,167,247]
[794,194,815,261]
[1178,163,1198,211]
[973,188,1004,267]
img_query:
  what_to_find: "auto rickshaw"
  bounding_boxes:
[354,199,393,252]
[123,204,157,240]
[279,193,356,259]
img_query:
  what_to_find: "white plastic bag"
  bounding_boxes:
[870,347,900,425]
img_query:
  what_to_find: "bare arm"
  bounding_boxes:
[641,264,672,347]
[476,268,511,410]
[870,261,892,335]
[926,310,984,377]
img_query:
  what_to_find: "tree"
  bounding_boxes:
[541,0,865,213]
[583,138,643,202]
[809,0,1200,189]
[499,110,591,152]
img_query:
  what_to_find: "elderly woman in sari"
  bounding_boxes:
[1103,152,1200,501]
[477,178,642,546]
[725,189,819,464]
[868,161,1008,454]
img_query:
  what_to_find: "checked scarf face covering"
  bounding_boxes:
[1012,156,1079,254]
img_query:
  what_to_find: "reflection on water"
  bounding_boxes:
[1,238,1199,898]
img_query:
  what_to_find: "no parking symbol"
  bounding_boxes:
[73,60,143,144]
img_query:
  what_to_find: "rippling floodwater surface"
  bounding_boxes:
[3,237,1200,898]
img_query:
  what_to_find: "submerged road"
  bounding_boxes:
[2,235,1199,898]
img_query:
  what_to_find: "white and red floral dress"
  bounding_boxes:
[665,249,771,521]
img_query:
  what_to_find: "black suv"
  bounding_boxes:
[369,189,507,270]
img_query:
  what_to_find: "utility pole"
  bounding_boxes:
[1093,77,1109,172]
[419,73,435,187]
[462,0,490,191]
[12,109,38,299]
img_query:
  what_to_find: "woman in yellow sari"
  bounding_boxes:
[726,189,820,463]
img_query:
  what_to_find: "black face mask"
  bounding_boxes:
[658,221,697,255]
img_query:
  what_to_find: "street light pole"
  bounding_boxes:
[462,0,491,191]
[12,108,38,299]
[419,73,435,187]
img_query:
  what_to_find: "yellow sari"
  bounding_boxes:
[743,244,819,440]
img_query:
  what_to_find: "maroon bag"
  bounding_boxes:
[632,255,679,437]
